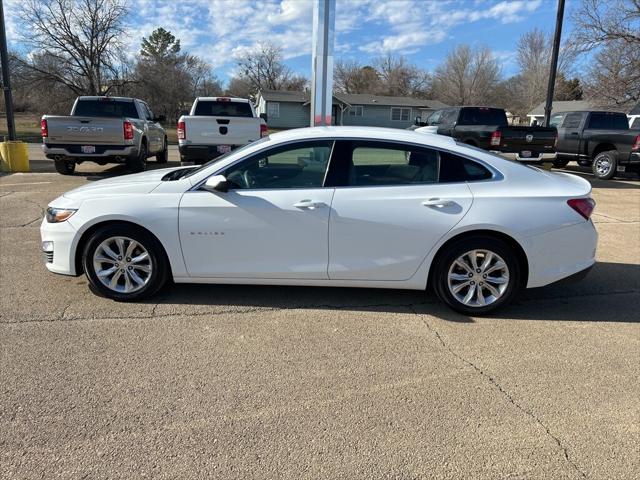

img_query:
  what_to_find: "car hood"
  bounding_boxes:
[62,167,184,201]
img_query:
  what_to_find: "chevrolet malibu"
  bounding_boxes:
[40,127,597,315]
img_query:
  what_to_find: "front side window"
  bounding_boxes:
[267,102,280,119]
[223,141,333,190]
[426,110,443,125]
[549,113,565,128]
[391,107,411,122]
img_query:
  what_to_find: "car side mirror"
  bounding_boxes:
[259,113,268,121]
[153,115,166,123]
[203,175,228,193]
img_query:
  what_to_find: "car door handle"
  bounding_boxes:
[294,200,326,210]
[422,198,454,208]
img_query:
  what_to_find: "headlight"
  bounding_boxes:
[46,207,77,223]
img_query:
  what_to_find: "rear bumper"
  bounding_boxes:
[525,219,598,288]
[493,151,557,162]
[178,144,239,163]
[43,143,136,161]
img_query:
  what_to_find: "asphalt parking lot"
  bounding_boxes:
[1,147,639,479]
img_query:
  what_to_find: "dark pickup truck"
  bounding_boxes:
[416,106,557,163]
[550,110,640,179]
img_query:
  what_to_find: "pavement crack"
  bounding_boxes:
[412,307,588,479]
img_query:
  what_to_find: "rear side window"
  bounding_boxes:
[327,140,492,187]
[73,99,139,118]
[194,100,253,117]
[587,112,629,130]
[631,117,640,129]
[561,112,584,129]
[458,108,508,126]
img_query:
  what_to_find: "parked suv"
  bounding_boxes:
[41,96,168,175]
[552,111,640,179]
[417,107,557,163]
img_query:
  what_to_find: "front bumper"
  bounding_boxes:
[493,151,557,162]
[40,217,79,276]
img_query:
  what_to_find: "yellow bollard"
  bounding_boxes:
[0,141,30,172]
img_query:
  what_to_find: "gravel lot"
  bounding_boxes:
[1,148,639,479]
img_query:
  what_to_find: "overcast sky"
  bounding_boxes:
[6,0,578,81]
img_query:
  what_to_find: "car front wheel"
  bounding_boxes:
[82,225,168,301]
[432,236,521,315]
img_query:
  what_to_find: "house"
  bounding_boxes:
[526,100,595,125]
[255,90,448,130]
[628,102,640,129]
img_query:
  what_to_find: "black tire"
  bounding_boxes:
[156,138,168,163]
[82,224,169,301]
[127,140,147,173]
[577,159,591,167]
[552,158,570,168]
[432,235,522,315]
[54,159,75,175]
[592,150,617,180]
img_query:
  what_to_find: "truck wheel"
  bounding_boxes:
[552,158,570,168]
[54,159,75,175]
[127,141,147,173]
[156,138,168,164]
[592,150,617,180]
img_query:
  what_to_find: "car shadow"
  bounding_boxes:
[146,261,639,324]
[556,165,640,189]
[26,159,182,180]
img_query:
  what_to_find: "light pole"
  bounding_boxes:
[310,0,335,127]
[543,0,565,127]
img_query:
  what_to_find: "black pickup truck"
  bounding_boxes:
[550,110,640,179]
[416,106,557,163]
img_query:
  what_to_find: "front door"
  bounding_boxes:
[179,140,335,278]
[327,141,475,281]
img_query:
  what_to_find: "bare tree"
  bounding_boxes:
[432,45,501,105]
[571,0,640,108]
[334,60,380,94]
[18,0,128,95]
[374,54,431,98]
[235,43,306,96]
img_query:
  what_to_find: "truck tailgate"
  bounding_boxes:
[45,116,125,144]
[183,116,261,145]
[500,126,556,153]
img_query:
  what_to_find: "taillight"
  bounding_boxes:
[490,130,501,147]
[177,121,186,140]
[632,134,640,151]
[40,119,48,138]
[260,123,268,138]
[123,121,134,140]
[567,198,596,220]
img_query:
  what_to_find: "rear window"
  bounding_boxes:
[194,100,253,117]
[73,99,138,118]
[458,108,507,126]
[587,112,629,130]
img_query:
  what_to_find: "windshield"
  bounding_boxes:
[73,99,138,118]
[193,100,253,117]
[183,137,271,178]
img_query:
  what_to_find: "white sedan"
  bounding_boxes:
[41,127,597,314]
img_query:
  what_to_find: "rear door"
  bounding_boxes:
[326,140,479,281]
[139,101,163,153]
[556,112,585,154]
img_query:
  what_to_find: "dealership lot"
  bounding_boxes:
[1,154,639,479]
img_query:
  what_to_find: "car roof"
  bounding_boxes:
[269,126,458,148]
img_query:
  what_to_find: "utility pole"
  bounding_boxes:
[0,0,15,140]
[310,0,335,127]
[543,0,565,127]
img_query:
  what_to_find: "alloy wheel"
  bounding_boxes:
[594,156,612,177]
[92,236,153,293]
[447,249,510,307]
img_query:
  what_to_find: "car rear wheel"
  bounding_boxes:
[83,225,168,301]
[54,159,75,175]
[156,138,168,163]
[127,141,147,173]
[592,151,617,180]
[432,236,521,315]
[553,158,570,168]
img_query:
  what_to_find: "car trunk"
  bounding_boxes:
[499,126,556,155]
[183,116,262,146]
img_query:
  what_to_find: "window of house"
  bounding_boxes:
[391,107,411,122]
[267,102,280,119]
[348,105,364,117]
[223,141,333,190]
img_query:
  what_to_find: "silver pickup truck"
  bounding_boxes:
[41,96,168,175]
[178,97,267,165]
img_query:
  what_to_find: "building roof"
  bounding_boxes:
[527,100,595,117]
[258,90,447,109]
[629,102,640,115]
